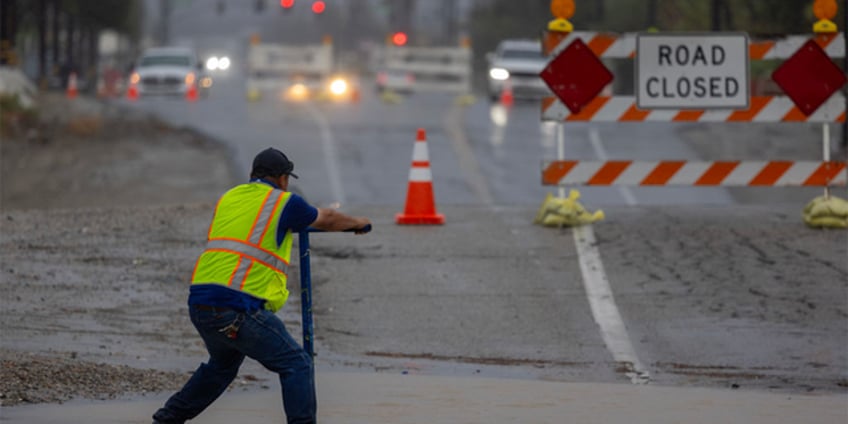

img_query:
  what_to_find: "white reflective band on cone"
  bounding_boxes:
[412,142,429,161]
[409,167,432,182]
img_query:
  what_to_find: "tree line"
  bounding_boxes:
[0,0,141,88]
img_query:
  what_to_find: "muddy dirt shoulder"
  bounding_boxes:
[1,92,237,210]
[0,93,243,407]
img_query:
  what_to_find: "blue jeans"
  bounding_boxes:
[153,306,316,424]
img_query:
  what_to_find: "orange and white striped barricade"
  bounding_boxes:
[542,160,847,187]
[542,95,846,123]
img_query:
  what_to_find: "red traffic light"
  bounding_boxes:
[311,1,325,14]
[392,32,408,46]
[280,0,294,8]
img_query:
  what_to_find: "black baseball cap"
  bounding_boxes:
[252,148,299,179]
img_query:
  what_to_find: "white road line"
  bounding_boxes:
[573,225,651,384]
[581,126,648,383]
[588,127,637,206]
[306,104,346,205]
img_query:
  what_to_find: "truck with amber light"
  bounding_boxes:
[245,39,357,103]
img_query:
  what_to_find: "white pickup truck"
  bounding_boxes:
[486,39,551,101]
[128,46,211,97]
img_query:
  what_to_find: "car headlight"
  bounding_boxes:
[489,68,509,81]
[285,83,310,101]
[218,57,231,70]
[206,57,219,71]
[329,78,348,96]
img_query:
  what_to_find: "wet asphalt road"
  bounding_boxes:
[113,8,848,395]
[115,70,848,394]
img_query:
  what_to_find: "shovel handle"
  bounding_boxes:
[303,224,371,234]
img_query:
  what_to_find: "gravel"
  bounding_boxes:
[0,349,188,407]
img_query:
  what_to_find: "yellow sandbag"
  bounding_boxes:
[541,213,569,227]
[804,215,848,228]
[802,195,848,229]
[536,190,605,227]
[380,90,402,104]
[535,191,577,224]
[804,195,848,218]
[542,207,604,227]
[534,193,555,224]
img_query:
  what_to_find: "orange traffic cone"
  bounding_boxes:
[186,83,198,102]
[66,72,78,99]
[126,84,139,101]
[396,128,445,225]
[500,79,514,106]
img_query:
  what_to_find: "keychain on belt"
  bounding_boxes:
[218,313,245,340]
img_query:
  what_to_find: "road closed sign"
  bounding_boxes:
[637,33,749,109]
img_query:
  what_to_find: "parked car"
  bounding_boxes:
[128,46,211,97]
[375,68,415,94]
[486,39,551,101]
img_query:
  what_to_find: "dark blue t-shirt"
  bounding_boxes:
[188,179,318,311]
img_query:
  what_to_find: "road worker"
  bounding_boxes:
[152,147,371,424]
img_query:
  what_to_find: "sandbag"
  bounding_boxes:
[802,195,848,229]
[535,190,604,227]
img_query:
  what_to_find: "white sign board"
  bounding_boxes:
[636,33,749,109]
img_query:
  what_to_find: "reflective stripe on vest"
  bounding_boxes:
[205,238,288,275]
[248,190,285,244]
[207,189,288,288]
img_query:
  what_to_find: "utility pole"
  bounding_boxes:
[0,0,17,65]
[647,0,657,29]
[389,0,415,38]
[160,0,171,45]
[38,0,47,87]
[442,0,456,45]
[710,0,722,30]
[52,0,60,67]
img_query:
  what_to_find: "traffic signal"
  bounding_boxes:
[391,32,408,46]
[280,0,294,8]
[312,1,325,14]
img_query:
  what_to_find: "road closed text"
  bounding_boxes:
[637,34,749,109]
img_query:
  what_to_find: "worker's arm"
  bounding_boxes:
[310,207,371,234]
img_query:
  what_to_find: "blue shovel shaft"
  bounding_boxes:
[298,224,371,357]
[298,230,315,357]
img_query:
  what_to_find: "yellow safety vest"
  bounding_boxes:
[191,183,293,312]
